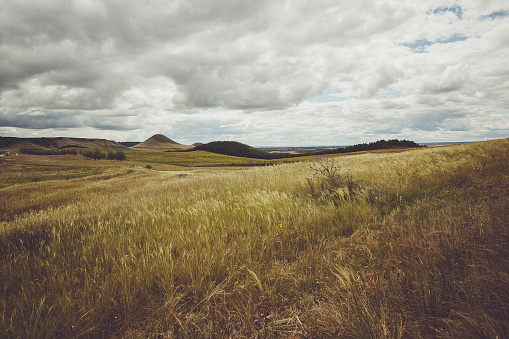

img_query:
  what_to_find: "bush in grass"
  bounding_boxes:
[307,156,356,204]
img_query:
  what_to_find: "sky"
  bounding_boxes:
[0,0,508,146]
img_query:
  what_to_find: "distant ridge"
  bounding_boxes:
[0,136,123,151]
[192,139,423,159]
[118,141,140,147]
[192,141,291,159]
[130,134,192,151]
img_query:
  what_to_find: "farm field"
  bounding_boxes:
[1,139,508,338]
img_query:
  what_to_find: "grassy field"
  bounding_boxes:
[119,148,285,167]
[1,139,508,338]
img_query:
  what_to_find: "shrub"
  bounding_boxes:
[114,150,127,161]
[307,156,356,204]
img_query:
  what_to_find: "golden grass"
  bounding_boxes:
[1,139,508,338]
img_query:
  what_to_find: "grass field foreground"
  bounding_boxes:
[1,139,508,338]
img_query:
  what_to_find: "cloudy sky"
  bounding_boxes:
[1,0,508,146]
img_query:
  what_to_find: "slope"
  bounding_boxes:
[130,134,193,151]
[0,137,124,151]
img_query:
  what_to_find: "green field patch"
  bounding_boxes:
[124,149,296,167]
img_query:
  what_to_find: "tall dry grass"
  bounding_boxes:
[1,139,508,338]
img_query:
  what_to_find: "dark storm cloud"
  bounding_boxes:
[0,110,83,129]
[0,107,138,131]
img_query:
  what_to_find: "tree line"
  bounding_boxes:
[81,150,127,161]
[20,148,127,161]
[20,148,79,155]
[314,139,422,155]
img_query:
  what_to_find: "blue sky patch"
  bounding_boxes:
[402,39,433,53]
[480,10,508,20]
[430,5,463,19]
[403,35,468,53]
[495,109,509,114]
[438,35,468,44]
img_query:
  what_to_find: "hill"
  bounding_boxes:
[192,139,422,159]
[0,136,123,151]
[130,134,192,151]
[191,141,290,159]
[118,141,140,147]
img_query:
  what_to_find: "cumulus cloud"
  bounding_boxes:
[0,0,508,144]
[420,63,472,94]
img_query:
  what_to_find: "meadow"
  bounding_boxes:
[122,148,305,167]
[0,139,508,338]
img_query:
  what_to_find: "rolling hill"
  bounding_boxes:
[130,134,192,151]
[0,137,123,151]
[192,139,423,159]
[192,141,289,159]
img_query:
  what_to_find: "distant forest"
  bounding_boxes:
[190,139,423,159]
[19,148,127,160]
[316,139,423,155]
